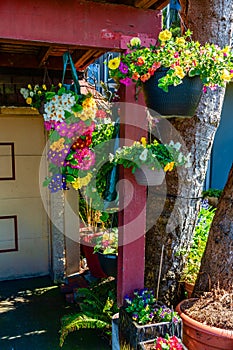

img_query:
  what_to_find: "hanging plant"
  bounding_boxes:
[20,83,106,192]
[108,29,233,116]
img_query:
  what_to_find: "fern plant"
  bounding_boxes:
[59,278,118,346]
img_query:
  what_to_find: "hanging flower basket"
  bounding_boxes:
[142,70,203,118]
[108,28,233,118]
[134,165,165,186]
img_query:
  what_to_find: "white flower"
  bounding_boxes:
[139,148,148,161]
[20,88,29,99]
[169,140,181,151]
[109,153,115,162]
[184,153,192,168]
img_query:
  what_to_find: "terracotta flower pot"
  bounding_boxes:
[184,282,194,298]
[176,299,233,350]
[134,166,165,186]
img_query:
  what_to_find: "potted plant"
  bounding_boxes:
[110,137,191,186]
[139,334,187,350]
[119,289,182,349]
[176,291,233,350]
[180,200,216,297]
[108,29,233,117]
[93,228,118,278]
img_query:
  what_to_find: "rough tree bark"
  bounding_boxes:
[194,163,233,295]
[145,0,233,305]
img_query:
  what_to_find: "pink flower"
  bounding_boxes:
[119,62,129,74]
[119,77,132,86]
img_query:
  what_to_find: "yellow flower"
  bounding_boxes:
[108,57,121,70]
[130,37,141,46]
[26,97,32,105]
[158,29,172,42]
[222,46,230,54]
[82,97,96,110]
[58,83,62,88]
[221,69,231,81]
[175,37,186,46]
[140,137,147,147]
[42,84,47,90]
[103,233,110,240]
[164,162,175,172]
[72,174,92,190]
[27,84,32,90]
[173,66,185,79]
[50,138,65,151]
[38,91,42,95]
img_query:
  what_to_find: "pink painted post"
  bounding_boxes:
[117,86,148,306]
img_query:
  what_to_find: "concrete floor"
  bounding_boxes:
[0,276,111,350]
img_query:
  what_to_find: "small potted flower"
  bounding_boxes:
[119,289,182,349]
[110,137,191,186]
[93,227,118,278]
[139,334,187,350]
[108,29,233,117]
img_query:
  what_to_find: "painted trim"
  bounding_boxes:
[0,142,15,180]
[0,215,18,253]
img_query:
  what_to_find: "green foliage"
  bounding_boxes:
[108,28,233,92]
[181,204,216,284]
[112,138,190,173]
[59,278,118,347]
[93,228,118,255]
[124,289,180,325]
[202,188,223,199]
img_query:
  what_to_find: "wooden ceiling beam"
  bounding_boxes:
[0,0,161,50]
[37,47,53,68]
[73,49,107,70]
[134,0,169,9]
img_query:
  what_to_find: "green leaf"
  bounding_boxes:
[66,175,76,182]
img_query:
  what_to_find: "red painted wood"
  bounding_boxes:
[117,87,148,306]
[0,0,161,49]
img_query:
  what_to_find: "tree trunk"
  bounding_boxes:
[194,163,233,295]
[145,0,233,305]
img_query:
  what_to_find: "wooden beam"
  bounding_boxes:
[117,88,148,306]
[37,47,53,68]
[135,0,169,9]
[0,0,161,50]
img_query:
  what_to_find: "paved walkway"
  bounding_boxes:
[0,276,111,350]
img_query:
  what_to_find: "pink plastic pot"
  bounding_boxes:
[80,230,107,279]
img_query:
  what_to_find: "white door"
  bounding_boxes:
[0,108,50,280]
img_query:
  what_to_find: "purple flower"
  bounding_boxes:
[201,199,209,210]
[119,62,129,74]
[47,145,70,166]
[172,316,179,324]
[48,174,67,193]
[119,77,132,86]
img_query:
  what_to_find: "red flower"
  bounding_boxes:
[137,57,145,66]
